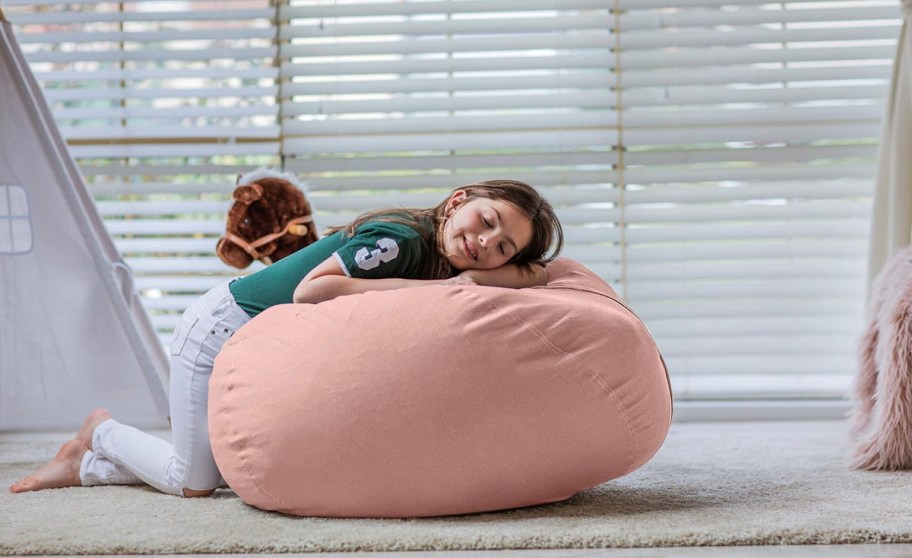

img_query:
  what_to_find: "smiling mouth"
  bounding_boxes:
[464,238,477,260]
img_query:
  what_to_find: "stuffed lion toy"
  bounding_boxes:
[217,168,319,269]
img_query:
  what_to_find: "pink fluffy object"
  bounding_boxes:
[851,245,912,470]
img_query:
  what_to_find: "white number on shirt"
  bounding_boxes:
[354,237,400,270]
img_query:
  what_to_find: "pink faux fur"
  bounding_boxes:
[851,245,912,470]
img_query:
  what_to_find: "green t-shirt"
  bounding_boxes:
[229,218,434,318]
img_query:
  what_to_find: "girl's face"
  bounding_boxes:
[441,190,534,270]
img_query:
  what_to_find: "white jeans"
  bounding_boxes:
[79,280,251,496]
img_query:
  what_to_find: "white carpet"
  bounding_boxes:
[2,420,910,554]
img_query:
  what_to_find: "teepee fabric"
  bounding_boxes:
[867,0,912,293]
[0,14,169,430]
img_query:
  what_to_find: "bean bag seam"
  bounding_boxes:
[468,289,640,473]
[223,363,294,512]
[553,284,674,423]
[218,306,322,510]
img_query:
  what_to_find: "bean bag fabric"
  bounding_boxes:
[208,258,672,518]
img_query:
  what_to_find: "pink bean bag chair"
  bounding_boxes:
[208,258,672,518]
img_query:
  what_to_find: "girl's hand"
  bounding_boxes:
[451,265,546,288]
[443,274,477,286]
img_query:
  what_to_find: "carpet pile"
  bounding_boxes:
[1,420,910,554]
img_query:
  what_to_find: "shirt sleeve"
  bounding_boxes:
[332,222,425,279]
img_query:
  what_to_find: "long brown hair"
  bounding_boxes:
[325,179,564,279]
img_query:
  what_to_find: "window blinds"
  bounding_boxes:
[280,0,899,401]
[611,0,898,400]
[5,0,281,336]
[6,0,903,403]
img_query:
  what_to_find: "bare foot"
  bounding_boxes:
[10,439,87,493]
[182,487,216,498]
[77,408,111,450]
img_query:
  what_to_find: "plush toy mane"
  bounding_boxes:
[217,168,319,269]
[236,168,309,193]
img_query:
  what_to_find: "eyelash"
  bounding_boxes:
[482,215,506,255]
[481,215,507,256]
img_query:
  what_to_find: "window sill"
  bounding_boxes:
[672,399,851,422]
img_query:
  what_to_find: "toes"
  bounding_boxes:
[10,477,36,493]
[9,439,87,494]
[182,487,216,498]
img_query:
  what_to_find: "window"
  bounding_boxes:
[7,0,903,408]
[6,0,281,337]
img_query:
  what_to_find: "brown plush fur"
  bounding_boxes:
[850,245,912,470]
[216,173,318,269]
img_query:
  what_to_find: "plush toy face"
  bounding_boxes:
[217,173,319,269]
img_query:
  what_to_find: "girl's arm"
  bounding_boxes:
[458,264,547,289]
[293,257,468,304]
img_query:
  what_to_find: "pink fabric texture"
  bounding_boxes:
[208,258,673,517]
[851,245,912,470]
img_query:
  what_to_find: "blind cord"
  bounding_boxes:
[613,0,628,301]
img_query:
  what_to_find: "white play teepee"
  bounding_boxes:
[0,11,169,430]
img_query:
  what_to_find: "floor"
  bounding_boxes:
[6,427,909,557]
[29,548,912,558]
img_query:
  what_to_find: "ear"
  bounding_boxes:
[445,189,468,217]
[216,237,254,269]
[233,183,264,205]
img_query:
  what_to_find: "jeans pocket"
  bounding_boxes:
[170,315,199,356]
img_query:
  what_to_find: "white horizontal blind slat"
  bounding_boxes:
[18,28,275,44]
[280,0,608,18]
[282,53,610,79]
[10,8,274,24]
[43,86,279,102]
[69,143,280,158]
[25,47,277,64]
[621,23,900,50]
[620,6,900,30]
[35,67,278,81]
[4,0,264,4]
[623,0,886,8]
[280,14,612,38]
[282,33,608,57]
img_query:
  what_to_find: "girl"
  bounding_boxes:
[10,176,563,498]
